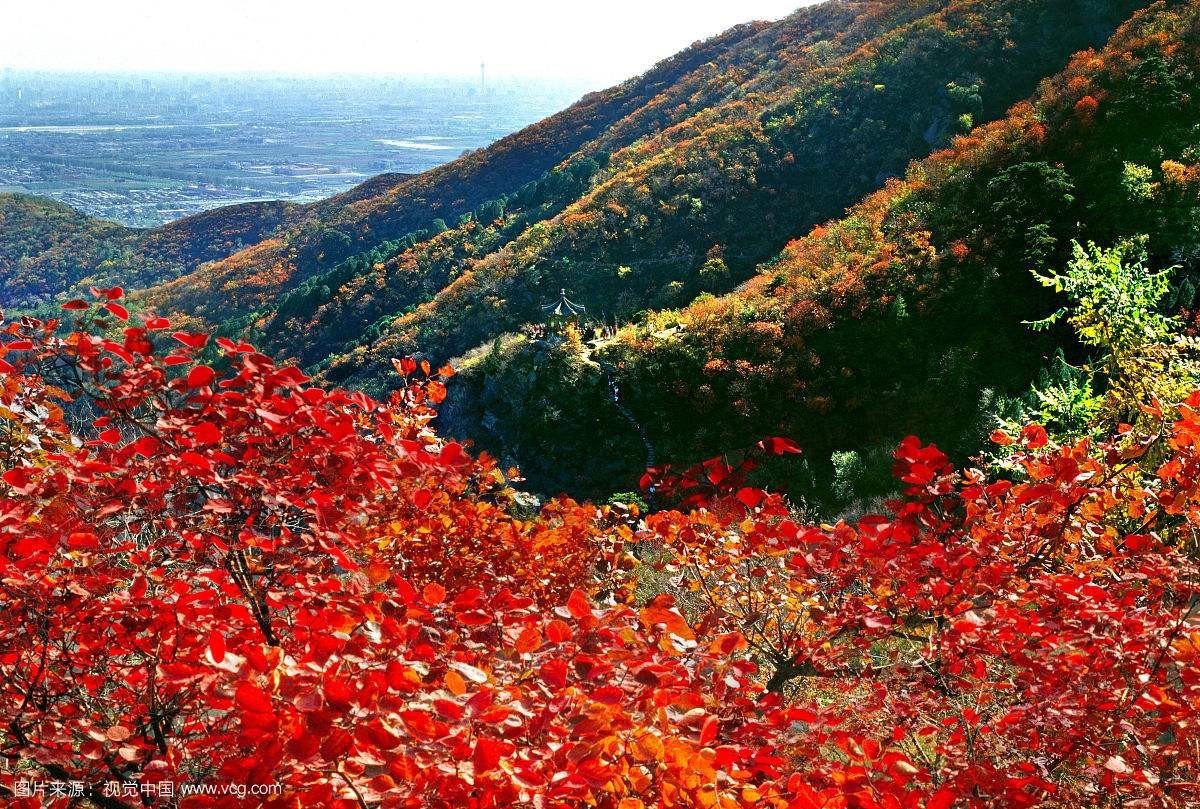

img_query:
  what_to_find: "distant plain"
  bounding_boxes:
[0,72,588,227]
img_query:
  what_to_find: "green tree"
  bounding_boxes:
[1006,238,1200,446]
[986,162,1076,266]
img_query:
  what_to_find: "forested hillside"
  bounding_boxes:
[449,0,1200,503]
[133,19,781,324]
[67,0,1133,357]
[0,194,301,308]
[0,0,1189,510]
[258,0,1147,376]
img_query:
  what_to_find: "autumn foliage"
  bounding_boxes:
[0,292,1196,807]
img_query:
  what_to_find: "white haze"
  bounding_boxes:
[4,0,816,86]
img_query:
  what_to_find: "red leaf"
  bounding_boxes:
[61,299,89,311]
[235,682,273,714]
[539,658,568,688]
[433,698,464,720]
[438,441,466,466]
[104,302,130,321]
[566,589,591,620]
[173,331,209,349]
[324,676,355,710]
[736,487,765,509]
[1021,424,1049,449]
[105,725,131,742]
[189,421,222,445]
[926,789,957,809]
[422,582,446,605]
[640,603,695,640]
[208,631,226,662]
[990,429,1014,447]
[545,619,572,644]
[593,685,625,705]
[67,532,99,550]
[709,632,747,655]
[179,451,211,471]
[756,436,801,455]
[186,365,216,388]
[473,737,508,774]
[2,467,35,493]
[456,610,492,627]
[514,627,542,654]
[131,436,160,457]
[398,710,441,740]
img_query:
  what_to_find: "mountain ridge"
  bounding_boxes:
[292,0,1150,381]
[446,0,1200,503]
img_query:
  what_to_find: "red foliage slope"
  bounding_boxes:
[1,295,1197,806]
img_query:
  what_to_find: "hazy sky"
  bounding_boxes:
[4,0,814,85]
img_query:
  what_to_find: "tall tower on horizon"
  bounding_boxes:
[480,62,486,94]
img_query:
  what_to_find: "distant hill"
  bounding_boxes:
[0,194,302,309]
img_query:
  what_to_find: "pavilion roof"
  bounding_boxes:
[542,289,586,318]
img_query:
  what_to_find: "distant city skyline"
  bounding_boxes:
[2,0,814,87]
